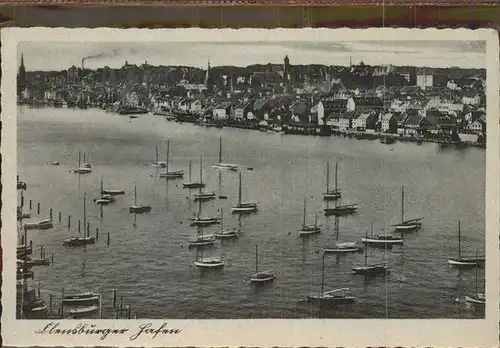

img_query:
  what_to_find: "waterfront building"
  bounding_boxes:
[381,113,398,133]
[352,110,377,131]
[213,102,232,120]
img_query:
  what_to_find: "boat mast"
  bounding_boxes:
[321,252,325,295]
[219,137,222,164]
[83,153,86,164]
[134,185,137,206]
[166,140,170,174]
[199,154,203,193]
[78,152,81,167]
[326,161,330,192]
[100,178,103,194]
[255,245,259,273]
[458,220,461,259]
[220,208,224,231]
[155,146,159,163]
[188,160,192,181]
[302,197,307,228]
[401,185,405,223]
[335,216,339,242]
[83,192,87,237]
[335,161,338,192]
[475,251,479,296]
[314,212,318,228]
[364,230,368,266]
[238,172,242,205]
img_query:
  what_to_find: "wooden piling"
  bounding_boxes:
[29,240,32,249]
[49,208,53,221]
[107,233,110,246]
[112,289,117,307]
[51,254,54,266]
[37,202,40,214]
[58,211,61,223]
[120,297,123,316]
[96,228,99,241]
[78,220,81,233]
[20,192,24,207]
[127,305,131,319]
[68,215,71,229]
[87,222,90,237]
[49,294,53,314]
[29,200,32,210]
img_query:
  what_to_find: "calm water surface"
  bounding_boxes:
[17,106,486,319]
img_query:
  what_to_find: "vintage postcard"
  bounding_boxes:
[1,27,499,347]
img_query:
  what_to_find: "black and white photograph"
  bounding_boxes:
[2,28,499,347]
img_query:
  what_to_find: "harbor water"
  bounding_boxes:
[17,106,486,319]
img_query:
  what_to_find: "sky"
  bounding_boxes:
[18,40,486,71]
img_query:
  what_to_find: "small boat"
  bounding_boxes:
[17,269,34,280]
[324,203,358,216]
[323,161,341,201]
[193,248,224,269]
[62,292,100,305]
[464,258,485,305]
[250,245,275,283]
[117,105,149,115]
[212,137,238,170]
[353,230,390,275]
[26,258,50,267]
[151,145,167,168]
[361,232,404,246]
[194,191,217,201]
[24,219,53,231]
[69,305,99,318]
[63,193,96,247]
[159,139,184,179]
[307,253,356,305]
[392,186,423,232]
[49,161,60,165]
[324,217,362,253]
[129,185,152,214]
[299,197,321,236]
[95,179,117,205]
[70,152,92,174]
[188,232,216,247]
[101,189,125,195]
[447,221,485,267]
[17,178,27,190]
[232,172,258,213]
[190,200,220,227]
[215,209,239,239]
[183,160,206,189]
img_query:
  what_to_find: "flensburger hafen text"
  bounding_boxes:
[35,322,182,341]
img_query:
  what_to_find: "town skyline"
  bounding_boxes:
[18,40,486,72]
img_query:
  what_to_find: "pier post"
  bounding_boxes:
[37,202,40,214]
[112,290,116,307]
[38,282,41,297]
[40,245,44,258]
[120,297,123,316]
[58,212,61,223]
[68,215,71,229]
[29,240,32,249]
[49,208,53,221]
[107,233,110,246]
[78,220,81,233]
[127,305,131,319]
[21,192,24,207]
[96,228,99,241]
[51,254,54,266]
[29,200,32,210]
[87,222,90,237]
[49,294,53,314]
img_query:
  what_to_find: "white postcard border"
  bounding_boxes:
[1,27,499,347]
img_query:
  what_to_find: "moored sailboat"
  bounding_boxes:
[159,139,184,179]
[212,137,238,170]
[299,197,321,236]
[392,186,423,232]
[215,209,239,239]
[464,257,485,305]
[183,160,206,189]
[151,145,166,168]
[250,245,275,283]
[69,152,92,174]
[232,172,258,213]
[353,230,389,276]
[307,252,356,305]
[447,221,485,267]
[193,248,224,269]
[129,185,152,214]
[63,193,96,247]
[361,224,404,246]
[192,154,216,201]
[189,199,220,227]
[324,216,362,253]
[323,161,341,201]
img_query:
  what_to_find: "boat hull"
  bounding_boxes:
[250,274,276,283]
[299,228,321,236]
[183,182,206,189]
[193,261,224,268]
[447,258,485,267]
[63,237,96,247]
[190,219,220,227]
[70,305,99,318]
[215,231,239,239]
[101,189,125,195]
[129,206,152,214]
[352,265,388,275]
[324,206,358,216]
[361,237,403,245]
[62,294,100,305]
[324,247,361,253]
[464,295,485,305]
[394,223,421,232]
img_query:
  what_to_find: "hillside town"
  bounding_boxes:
[17,54,487,146]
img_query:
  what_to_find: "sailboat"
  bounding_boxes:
[215,209,239,239]
[62,193,96,247]
[392,186,423,232]
[100,178,125,196]
[129,185,152,214]
[231,172,258,213]
[212,137,238,170]
[307,252,356,305]
[69,152,92,174]
[193,248,224,269]
[361,223,403,246]
[353,230,389,275]
[81,152,92,169]
[188,223,216,248]
[464,257,485,305]
[324,216,362,253]
[447,221,485,267]
[151,145,166,168]
[159,139,184,179]
[250,245,275,283]
[94,178,116,205]
[190,199,220,227]
[323,161,341,201]
[183,160,206,189]
[323,164,357,216]
[193,154,217,201]
[299,197,321,236]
